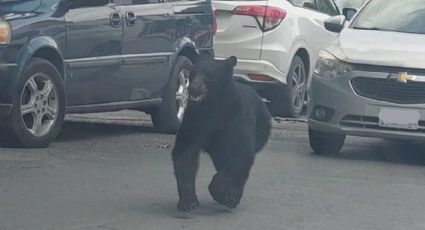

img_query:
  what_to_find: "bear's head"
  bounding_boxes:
[188,56,237,103]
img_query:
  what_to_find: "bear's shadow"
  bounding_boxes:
[137,200,235,219]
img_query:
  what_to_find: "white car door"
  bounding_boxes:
[291,0,339,76]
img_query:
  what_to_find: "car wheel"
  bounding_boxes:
[269,55,307,118]
[3,58,65,148]
[309,128,346,155]
[151,55,193,133]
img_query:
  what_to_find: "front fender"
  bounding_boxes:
[16,36,63,76]
[6,37,64,103]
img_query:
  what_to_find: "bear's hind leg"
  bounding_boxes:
[208,153,255,209]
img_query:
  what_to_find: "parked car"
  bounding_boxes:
[334,0,367,19]
[334,0,368,10]
[213,0,342,117]
[0,0,215,148]
[308,0,425,155]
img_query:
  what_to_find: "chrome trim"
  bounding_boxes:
[66,98,162,114]
[0,63,18,67]
[64,52,175,64]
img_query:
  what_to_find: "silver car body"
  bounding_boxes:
[309,26,425,141]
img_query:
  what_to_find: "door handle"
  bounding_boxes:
[125,12,136,26]
[110,12,122,27]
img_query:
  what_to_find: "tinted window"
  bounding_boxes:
[352,0,425,34]
[291,0,317,10]
[0,0,41,12]
[121,0,162,4]
[133,0,162,3]
[316,0,339,15]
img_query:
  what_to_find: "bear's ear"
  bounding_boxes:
[225,56,237,68]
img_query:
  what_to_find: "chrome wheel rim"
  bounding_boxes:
[175,69,190,121]
[291,64,306,110]
[20,73,58,137]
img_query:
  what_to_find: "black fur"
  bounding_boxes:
[172,56,272,211]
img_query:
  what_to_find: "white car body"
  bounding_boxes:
[213,0,338,86]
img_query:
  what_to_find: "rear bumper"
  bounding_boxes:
[215,57,287,84]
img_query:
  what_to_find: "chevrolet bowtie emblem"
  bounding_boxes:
[396,72,410,83]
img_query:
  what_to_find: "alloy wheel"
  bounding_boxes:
[291,64,306,111]
[20,73,58,137]
[175,69,190,121]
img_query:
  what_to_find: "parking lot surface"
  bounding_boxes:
[1,111,425,230]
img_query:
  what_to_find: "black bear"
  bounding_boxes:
[171,56,272,212]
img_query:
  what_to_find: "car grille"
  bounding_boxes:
[351,77,425,104]
[340,115,425,133]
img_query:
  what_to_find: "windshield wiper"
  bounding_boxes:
[352,26,392,31]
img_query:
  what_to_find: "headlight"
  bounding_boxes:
[0,20,11,45]
[314,50,352,79]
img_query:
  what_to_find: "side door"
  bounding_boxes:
[293,0,333,62]
[292,0,339,67]
[117,0,176,101]
[64,0,125,106]
[315,0,340,41]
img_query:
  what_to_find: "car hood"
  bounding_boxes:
[327,28,425,69]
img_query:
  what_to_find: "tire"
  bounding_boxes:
[151,56,193,133]
[309,128,346,155]
[269,55,307,118]
[2,57,65,148]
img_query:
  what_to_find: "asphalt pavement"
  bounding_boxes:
[1,111,425,230]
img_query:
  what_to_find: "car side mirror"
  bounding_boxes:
[69,0,110,9]
[343,8,357,21]
[324,15,346,33]
[303,2,316,10]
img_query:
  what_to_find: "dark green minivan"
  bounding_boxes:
[0,0,215,147]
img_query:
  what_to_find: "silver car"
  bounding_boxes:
[308,0,425,155]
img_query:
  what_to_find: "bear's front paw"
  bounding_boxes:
[177,198,200,212]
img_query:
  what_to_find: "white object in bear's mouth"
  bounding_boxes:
[190,95,202,102]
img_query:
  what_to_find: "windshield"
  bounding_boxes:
[351,0,425,34]
[0,0,41,13]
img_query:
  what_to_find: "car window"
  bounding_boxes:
[120,0,163,4]
[290,0,317,10]
[316,0,339,15]
[351,0,425,34]
[0,0,41,12]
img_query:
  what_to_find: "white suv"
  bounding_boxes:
[213,0,340,117]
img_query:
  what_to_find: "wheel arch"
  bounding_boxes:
[176,44,198,64]
[293,48,310,77]
[287,39,311,77]
[16,37,65,82]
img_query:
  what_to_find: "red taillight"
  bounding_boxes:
[232,5,286,31]
[212,5,217,36]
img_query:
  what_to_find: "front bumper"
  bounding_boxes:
[308,72,425,141]
[0,103,12,118]
[0,62,18,118]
